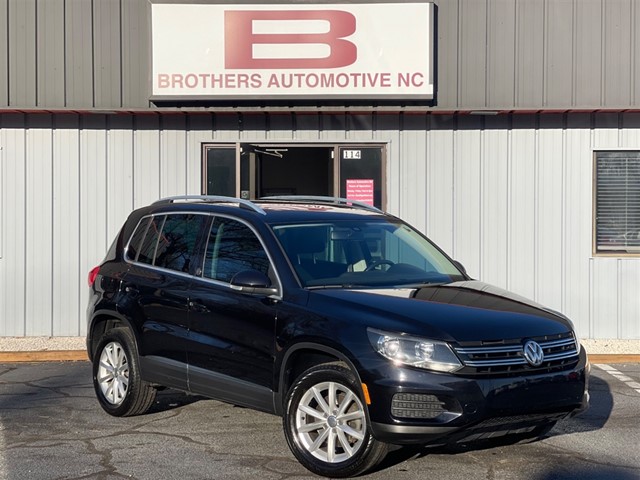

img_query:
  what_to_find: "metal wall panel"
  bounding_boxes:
[603,0,632,106]
[619,260,640,339]
[508,116,537,300]
[79,115,108,336]
[159,115,187,197]
[457,0,487,108]
[635,2,640,105]
[399,115,427,233]
[0,0,8,106]
[0,0,639,109]
[133,115,161,208]
[536,118,564,313]
[1,111,639,340]
[294,114,322,142]
[0,115,27,336]
[65,0,94,107]
[563,113,592,337]
[575,0,603,107]
[107,116,134,241]
[122,0,151,108]
[267,114,295,141]
[486,0,516,107]
[25,115,53,335]
[94,0,122,108]
[37,0,65,106]
[435,0,458,107]
[426,115,455,255]
[187,115,214,194]
[213,113,242,142]
[545,0,574,107]
[52,115,81,336]
[453,116,482,276]
[480,115,509,288]
[375,114,401,214]
[8,0,36,106]
[515,0,544,107]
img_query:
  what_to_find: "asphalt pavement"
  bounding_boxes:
[0,362,638,480]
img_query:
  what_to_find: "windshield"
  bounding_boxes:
[272,220,464,288]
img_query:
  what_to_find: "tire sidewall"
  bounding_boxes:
[283,364,379,478]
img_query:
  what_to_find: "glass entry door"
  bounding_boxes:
[203,143,386,210]
[202,145,236,197]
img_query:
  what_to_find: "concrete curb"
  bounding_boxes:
[0,351,638,364]
[0,351,89,362]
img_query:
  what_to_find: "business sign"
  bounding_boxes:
[346,179,375,206]
[151,3,434,100]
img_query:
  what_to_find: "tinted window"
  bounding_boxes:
[203,218,270,283]
[155,214,206,273]
[273,220,462,287]
[137,216,165,265]
[127,217,151,260]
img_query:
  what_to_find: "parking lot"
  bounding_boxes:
[0,362,638,480]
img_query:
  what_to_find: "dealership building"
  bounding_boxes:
[0,0,639,343]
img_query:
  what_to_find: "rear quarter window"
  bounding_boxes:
[126,217,151,261]
[137,216,166,265]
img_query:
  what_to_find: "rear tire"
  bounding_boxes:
[283,363,388,478]
[92,327,156,417]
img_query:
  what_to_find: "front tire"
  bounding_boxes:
[283,363,388,478]
[92,327,156,417]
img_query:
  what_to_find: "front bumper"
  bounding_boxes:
[365,348,589,445]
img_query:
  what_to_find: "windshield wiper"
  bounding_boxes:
[306,284,369,290]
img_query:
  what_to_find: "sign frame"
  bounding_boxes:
[151,2,435,101]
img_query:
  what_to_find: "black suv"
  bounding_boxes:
[87,195,588,477]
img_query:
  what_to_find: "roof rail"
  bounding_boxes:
[152,195,266,215]
[260,195,383,213]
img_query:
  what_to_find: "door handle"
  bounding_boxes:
[125,286,139,295]
[188,300,209,313]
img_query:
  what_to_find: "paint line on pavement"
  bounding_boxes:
[595,364,640,394]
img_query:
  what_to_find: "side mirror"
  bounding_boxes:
[230,270,279,297]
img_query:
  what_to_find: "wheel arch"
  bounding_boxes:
[87,311,140,362]
[275,342,364,416]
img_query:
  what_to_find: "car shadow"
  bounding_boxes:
[147,388,207,414]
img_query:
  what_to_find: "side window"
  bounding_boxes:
[203,218,270,283]
[155,214,207,273]
[137,216,166,265]
[127,217,151,260]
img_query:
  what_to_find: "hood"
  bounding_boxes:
[309,280,573,343]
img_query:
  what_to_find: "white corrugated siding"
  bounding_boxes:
[0,112,639,339]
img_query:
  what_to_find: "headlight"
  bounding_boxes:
[367,328,462,373]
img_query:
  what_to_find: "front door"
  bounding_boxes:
[187,215,278,412]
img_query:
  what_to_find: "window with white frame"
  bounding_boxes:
[594,151,640,254]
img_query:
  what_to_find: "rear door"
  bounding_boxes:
[121,213,208,390]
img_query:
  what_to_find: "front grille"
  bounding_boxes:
[451,411,569,443]
[453,331,579,376]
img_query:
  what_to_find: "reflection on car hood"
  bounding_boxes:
[310,280,572,343]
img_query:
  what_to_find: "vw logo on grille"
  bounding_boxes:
[523,340,544,367]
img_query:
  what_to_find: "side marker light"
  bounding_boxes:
[361,383,371,405]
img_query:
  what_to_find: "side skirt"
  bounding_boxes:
[188,365,276,415]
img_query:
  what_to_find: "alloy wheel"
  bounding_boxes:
[294,381,367,463]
